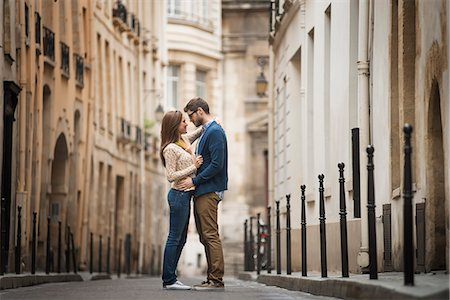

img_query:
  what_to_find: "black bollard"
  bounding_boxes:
[257,213,261,275]
[70,232,77,274]
[249,217,255,271]
[275,200,281,274]
[89,232,93,273]
[99,235,103,273]
[403,124,414,286]
[318,174,327,278]
[117,238,122,278]
[338,163,349,278]
[107,236,111,274]
[57,221,61,273]
[15,206,22,274]
[352,128,361,218]
[267,206,272,274]
[46,216,51,274]
[286,195,291,275]
[367,145,378,279]
[243,220,248,271]
[66,226,71,273]
[0,197,6,275]
[301,185,307,276]
[31,212,37,274]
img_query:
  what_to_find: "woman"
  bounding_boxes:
[160,110,203,290]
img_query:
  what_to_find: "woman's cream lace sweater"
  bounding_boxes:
[163,127,203,191]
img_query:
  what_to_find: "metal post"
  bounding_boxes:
[286,195,291,275]
[89,232,93,273]
[66,226,71,273]
[31,212,37,274]
[352,128,361,218]
[338,163,349,277]
[99,235,103,273]
[301,185,307,276]
[57,221,61,273]
[276,200,281,274]
[319,174,327,278]
[45,216,51,274]
[249,217,255,271]
[267,206,272,274]
[0,197,6,275]
[257,213,261,275]
[367,145,378,279]
[70,232,77,274]
[244,220,248,271]
[107,236,111,274]
[15,206,22,274]
[117,238,122,278]
[403,124,414,286]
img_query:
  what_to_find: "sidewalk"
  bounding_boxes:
[238,270,449,299]
[0,271,112,290]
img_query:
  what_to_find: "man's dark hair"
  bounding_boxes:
[184,97,210,114]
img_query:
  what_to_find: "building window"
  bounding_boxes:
[167,0,210,27]
[167,0,181,16]
[195,70,206,99]
[167,65,180,109]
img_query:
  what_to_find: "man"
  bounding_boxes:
[179,97,228,291]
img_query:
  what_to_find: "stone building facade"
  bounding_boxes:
[0,0,166,275]
[268,0,448,274]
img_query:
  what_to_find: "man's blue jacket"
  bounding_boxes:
[192,121,228,197]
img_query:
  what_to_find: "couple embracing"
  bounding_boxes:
[159,97,227,291]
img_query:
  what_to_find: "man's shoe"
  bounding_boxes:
[193,280,224,291]
[163,280,192,290]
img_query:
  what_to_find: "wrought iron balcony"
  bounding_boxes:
[112,1,127,24]
[135,126,142,145]
[60,42,70,76]
[35,12,41,45]
[43,26,55,61]
[75,54,84,87]
[25,3,29,44]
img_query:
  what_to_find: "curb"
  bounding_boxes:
[238,272,449,300]
[0,274,83,290]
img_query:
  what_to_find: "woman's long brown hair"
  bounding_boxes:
[160,110,182,166]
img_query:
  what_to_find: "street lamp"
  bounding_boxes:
[255,56,269,97]
[256,72,268,97]
[155,103,164,123]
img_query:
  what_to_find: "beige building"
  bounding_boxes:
[0,0,166,275]
[88,0,167,275]
[268,0,448,274]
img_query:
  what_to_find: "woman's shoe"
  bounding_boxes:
[164,280,192,290]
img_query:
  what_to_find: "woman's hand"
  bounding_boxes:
[194,155,203,168]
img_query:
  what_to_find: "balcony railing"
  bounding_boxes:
[135,126,142,145]
[75,54,84,87]
[43,27,55,61]
[60,42,70,76]
[25,3,30,44]
[112,1,127,24]
[35,12,41,45]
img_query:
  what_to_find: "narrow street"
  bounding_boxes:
[0,277,337,300]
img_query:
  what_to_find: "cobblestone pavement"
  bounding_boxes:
[0,276,339,300]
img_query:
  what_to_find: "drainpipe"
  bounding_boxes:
[356,0,371,271]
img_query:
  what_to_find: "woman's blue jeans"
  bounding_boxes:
[162,189,192,286]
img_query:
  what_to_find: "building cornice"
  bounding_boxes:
[269,0,301,51]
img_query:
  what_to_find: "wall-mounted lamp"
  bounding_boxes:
[155,103,164,123]
[255,56,269,97]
